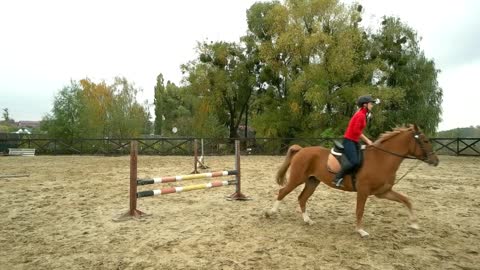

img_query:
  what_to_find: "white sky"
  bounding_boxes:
[1,0,479,131]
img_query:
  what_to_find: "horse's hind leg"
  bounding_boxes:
[375,190,419,229]
[265,170,306,218]
[298,176,320,225]
[265,181,301,217]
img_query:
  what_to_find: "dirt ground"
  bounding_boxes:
[0,153,479,270]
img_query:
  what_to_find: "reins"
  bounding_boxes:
[369,144,422,184]
[370,130,434,184]
[394,160,422,184]
[370,144,417,160]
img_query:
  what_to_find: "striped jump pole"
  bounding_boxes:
[137,179,237,198]
[136,170,238,185]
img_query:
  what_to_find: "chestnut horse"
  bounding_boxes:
[265,124,439,237]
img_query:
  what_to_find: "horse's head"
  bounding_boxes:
[409,124,439,166]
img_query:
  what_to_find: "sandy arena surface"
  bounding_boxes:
[0,153,479,270]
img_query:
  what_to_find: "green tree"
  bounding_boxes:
[246,0,377,137]
[160,81,192,137]
[2,108,10,121]
[79,78,112,138]
[153,74,165,135]
[0,108,16,132]
[109,77,151,138]
[42,78,150,139]
[153,74,207,137]
[242,1,442,138]
[368,17,443,136]
[183,41,254,138]
[40,80,83,140]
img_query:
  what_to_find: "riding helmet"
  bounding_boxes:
[357,95,378,107]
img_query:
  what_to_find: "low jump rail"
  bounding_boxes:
[126,139,248,218]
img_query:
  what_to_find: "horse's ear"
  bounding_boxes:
[413,124,419,132]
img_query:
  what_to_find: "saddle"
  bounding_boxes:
[327,141,365,191]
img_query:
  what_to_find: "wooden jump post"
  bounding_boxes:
[128,140,145,218]
[192,139,209,174]
[126,139,248,218]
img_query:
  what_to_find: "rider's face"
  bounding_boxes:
[367,102,374,111]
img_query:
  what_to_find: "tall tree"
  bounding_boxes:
[109,77,151,138]
[40,80,83,140]
[42,78,150,139]
[183,41,255,138]
[153,74,165,135]
[243,1,442,138]
[246,0,378,137]
[2,108,10,121]
[79,78,112,138]
[161,81,193,137]
[0,108,16,132]
[369,17,443,135]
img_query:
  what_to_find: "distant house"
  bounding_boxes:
[15,128,31,134]
[17,121,41,129]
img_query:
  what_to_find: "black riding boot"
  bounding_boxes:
[333,171,345,187]
[332,159,352,188]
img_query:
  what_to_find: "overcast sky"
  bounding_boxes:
[1,0,479,131]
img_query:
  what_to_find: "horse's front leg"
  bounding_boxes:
[355,192,370,237]
[375,190,419,230]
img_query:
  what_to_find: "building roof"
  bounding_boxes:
[17,121,41,128]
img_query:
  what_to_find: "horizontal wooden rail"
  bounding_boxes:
[1,137,479,156]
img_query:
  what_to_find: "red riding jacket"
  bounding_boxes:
[344,107,368,142]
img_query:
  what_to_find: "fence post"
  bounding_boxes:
[457,138,460,156]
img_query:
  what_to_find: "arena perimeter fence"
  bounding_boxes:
[1,136,479,156]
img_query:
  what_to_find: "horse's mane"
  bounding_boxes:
[374,125,414,144]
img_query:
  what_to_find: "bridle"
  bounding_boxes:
[370,130,437,184]
[370,130,435,163]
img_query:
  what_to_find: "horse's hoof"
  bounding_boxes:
[302,214,315,225]
[408,223,420,230]
[304,219,315,226]
[357,229,370,238]
[264,210,275,218]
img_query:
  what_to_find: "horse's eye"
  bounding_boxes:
[423,140,429,143]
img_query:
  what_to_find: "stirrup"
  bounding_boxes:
[333,178,344,187]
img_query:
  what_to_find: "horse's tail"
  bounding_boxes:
[276,144,303,186]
